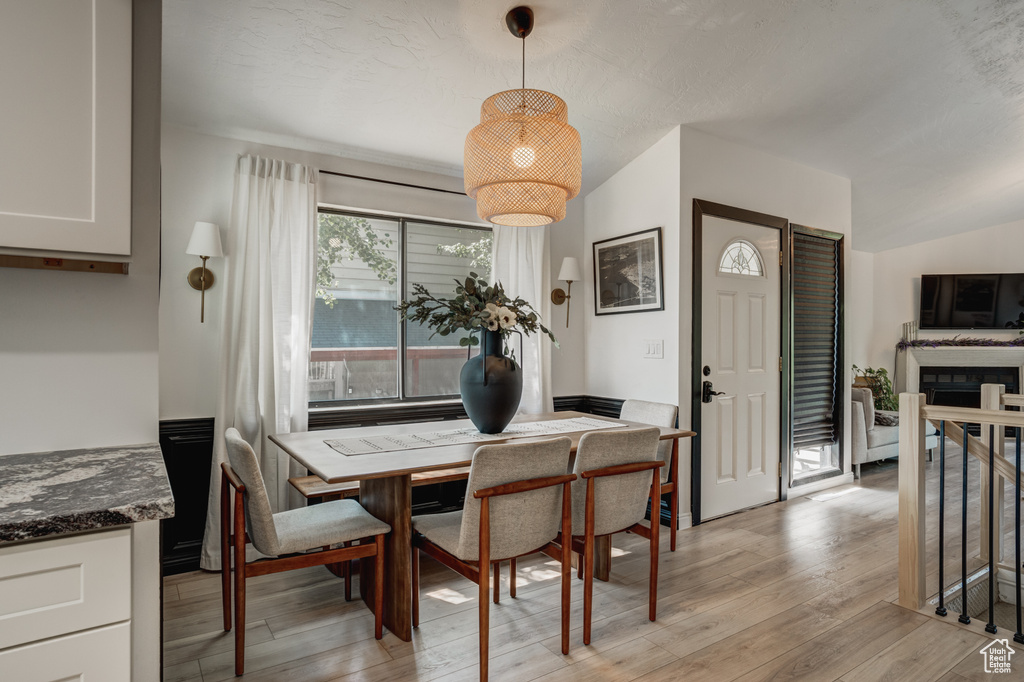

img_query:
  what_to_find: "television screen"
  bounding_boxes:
[920,273,1024,329]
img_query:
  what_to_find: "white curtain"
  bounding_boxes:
[200,155,318,570]
[492,225,553,414]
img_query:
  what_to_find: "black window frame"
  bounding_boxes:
[789,223,845,487]
[309,207,492,413]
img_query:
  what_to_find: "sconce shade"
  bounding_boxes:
[557,256,582,282]
[186,221,223,258]
[464,89,582,227]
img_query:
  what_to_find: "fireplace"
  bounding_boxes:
[919,366,1019,435]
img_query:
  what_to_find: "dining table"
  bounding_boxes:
[270,410,695,642]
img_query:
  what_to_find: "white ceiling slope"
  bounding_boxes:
[163,0,1024,252]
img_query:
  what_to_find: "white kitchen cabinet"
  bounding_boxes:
[0,622,131,682]
[0,528,131,650]
[0,0,132,256]
[0,526,155,681]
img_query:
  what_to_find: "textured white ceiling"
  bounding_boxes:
[163,0,1024,252]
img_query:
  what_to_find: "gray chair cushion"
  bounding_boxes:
[570,427,661,537]
[620,399,677,483]
[225,428,390,557]
[274,499,391,556]
[414,437,572,562]
[866,423,899,449]
[865,412,938,450]
[411,511,463,557]
[225,427,282,556]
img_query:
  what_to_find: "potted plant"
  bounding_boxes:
[396,273,556,433]
[852,364,898,412]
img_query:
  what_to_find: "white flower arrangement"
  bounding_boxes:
[396,272,556,350]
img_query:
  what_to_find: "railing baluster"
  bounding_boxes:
[1016,426,1023,645]
[936,420,947,617]
[987,424,998,634]
[960,422,971,625]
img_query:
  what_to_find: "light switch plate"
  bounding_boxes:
[643,339,664,359]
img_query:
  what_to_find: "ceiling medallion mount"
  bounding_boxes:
[504,6,533,39]
[463,6,582,227]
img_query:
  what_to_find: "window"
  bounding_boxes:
[718,240,764,276]
[791,229,842,480]
[309,209,491,406]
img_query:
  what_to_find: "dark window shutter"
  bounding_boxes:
[792,233,839,449]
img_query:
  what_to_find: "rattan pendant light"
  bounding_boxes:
[464,7,582,226]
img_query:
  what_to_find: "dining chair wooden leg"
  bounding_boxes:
[559,479,572,655]
[583,478,596,646]
[343,541,352,602]
[509,557,517,599]
[479,498,491,681]
[220,472,231,632]
[232,490,247,676]
[412,546,420,629]
[492,561,500,604]
[583,534,595,646]
[374,534,385,640]
[669,440,679,552]
[576,553,583,580]
[669,487,678,552]
[650,476,661,622]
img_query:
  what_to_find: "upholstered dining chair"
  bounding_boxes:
[220,428,391,676]
[411,437,575,681]
[569,427,662,645]
[619,399,680,550]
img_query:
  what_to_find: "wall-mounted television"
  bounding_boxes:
[920,273,1024,330]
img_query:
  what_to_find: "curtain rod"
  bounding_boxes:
[319,169,467,197]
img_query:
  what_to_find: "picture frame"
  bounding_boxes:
[593,227,665,316]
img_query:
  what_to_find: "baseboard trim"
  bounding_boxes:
[554,395,624,418]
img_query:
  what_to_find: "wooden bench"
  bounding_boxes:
[289,467,472,501]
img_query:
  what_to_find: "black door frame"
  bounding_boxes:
[690,199,791,525]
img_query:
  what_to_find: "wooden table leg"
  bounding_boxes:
[359,474,412,641]
[593,536,611,582]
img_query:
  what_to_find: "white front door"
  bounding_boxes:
[700,216,781,520]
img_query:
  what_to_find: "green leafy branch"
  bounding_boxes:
[436,233,492,272]
[395,272,557,350]
[852,364,898,411]
[317,213,396,307]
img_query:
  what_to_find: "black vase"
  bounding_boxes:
[460,329,523,434]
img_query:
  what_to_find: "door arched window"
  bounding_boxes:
[718,240,764,276]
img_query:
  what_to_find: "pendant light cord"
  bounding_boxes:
[521,36,525,90]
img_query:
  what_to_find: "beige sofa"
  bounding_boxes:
[851,387,938,479]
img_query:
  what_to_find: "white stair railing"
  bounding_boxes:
[899,384,1024,642]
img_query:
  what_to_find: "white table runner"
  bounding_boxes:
[323,416,623,457]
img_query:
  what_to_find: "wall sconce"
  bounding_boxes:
[550,256,582,327]
[186,221,223,323]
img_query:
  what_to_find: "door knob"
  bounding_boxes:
[702,380,725,404]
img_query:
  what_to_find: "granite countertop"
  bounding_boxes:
[0,443,175,544]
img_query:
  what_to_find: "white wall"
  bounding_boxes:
[548,201,586,396]
[0,1,161,456]
[848,250,876,370]
[160,126,587,418]
[864,218,1024,373]
[678,126,853,499]
[583,127,681,404]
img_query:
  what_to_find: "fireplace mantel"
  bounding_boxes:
[896,346,1024,394]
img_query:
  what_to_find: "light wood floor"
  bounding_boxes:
[163,448,1024,682]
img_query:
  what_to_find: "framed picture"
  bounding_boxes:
[593,227,665,315]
